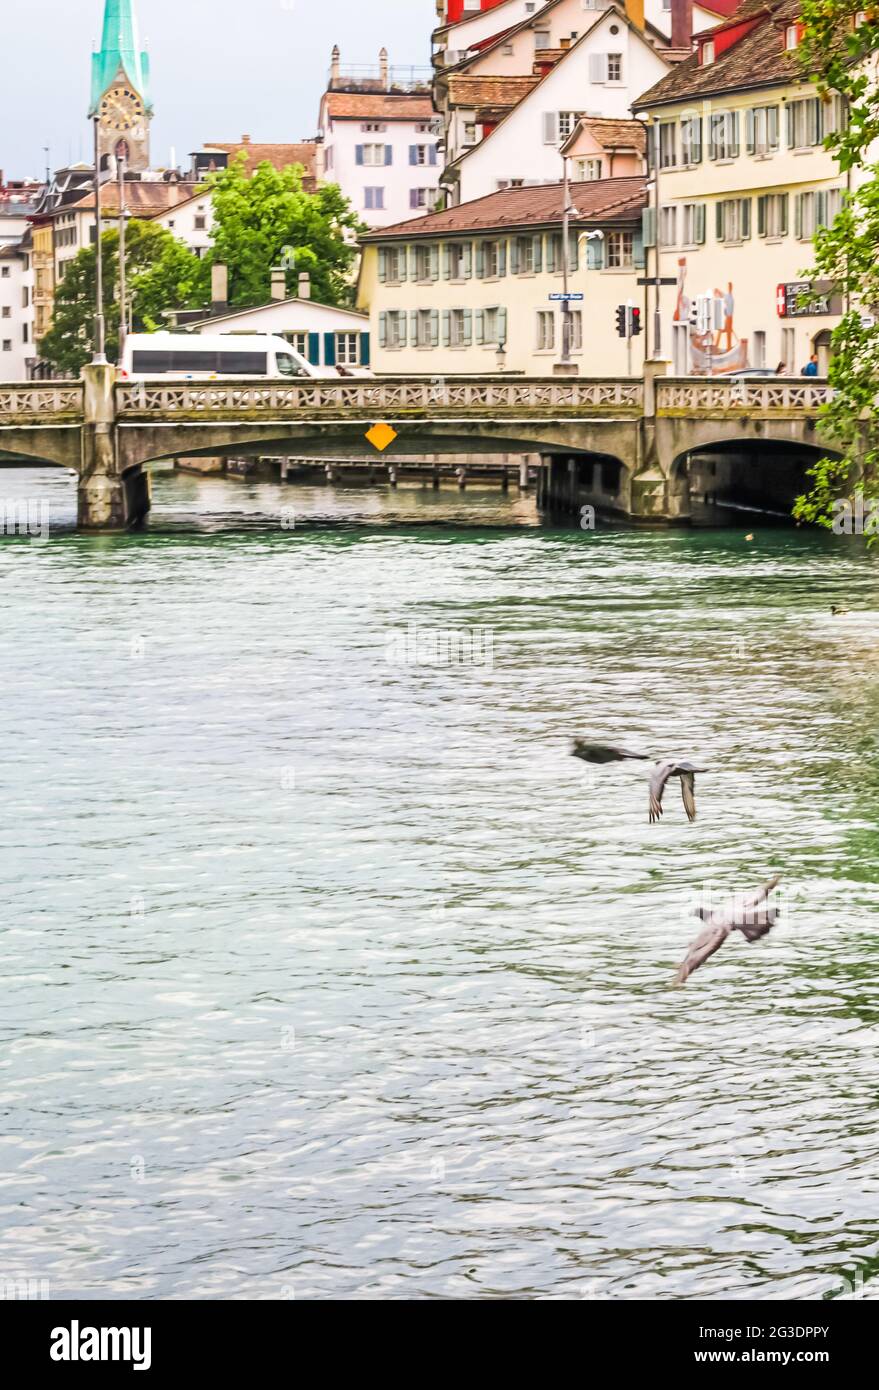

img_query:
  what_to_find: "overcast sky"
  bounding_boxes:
[0,0,437,180]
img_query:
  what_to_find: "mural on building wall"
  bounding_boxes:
[673,257,750,375]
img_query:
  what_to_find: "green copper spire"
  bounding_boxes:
[89,0,152,115]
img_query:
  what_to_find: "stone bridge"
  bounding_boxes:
[0,365,837,529]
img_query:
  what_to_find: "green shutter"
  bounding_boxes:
[633,227,645,269]
[568,231,579,271]
[741,198,751,239]
[498,240,507,276]
[586,235,603,270]
[786,104,795,148]
[378,248,387,283]
[430,309,439,347]
[475,309,484,345]
[464,242,472,278]
[443,244,451,279]
[695,203,706,244]
[410,310,419,344]
[642,206,656,248]
[476,242,485,278]
[430,245,439,281]
[757,195,767,237]
[442,309,451,346]
[510,238,520,274]
[462,309,472,345]
[498,307,507,344]
[323,333,336,367]
[378,313,387,349]
[716,202,724,241]
[533,234,543,272]
[780,193,789,235]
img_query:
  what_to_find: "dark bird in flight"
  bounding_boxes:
[649,760,706,824]
[571,740,649,765]
[673,875,781,986]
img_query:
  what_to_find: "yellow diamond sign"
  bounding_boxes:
[365,421,398,453]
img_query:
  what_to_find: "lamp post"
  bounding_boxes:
[92,116,107,364]
[496,336,507,373]
[561,155,572,365]
[116,142,129,362]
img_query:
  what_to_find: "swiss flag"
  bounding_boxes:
[776,284,788,318]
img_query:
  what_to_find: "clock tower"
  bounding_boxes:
[89,0,152,174]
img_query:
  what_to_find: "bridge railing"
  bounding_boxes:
[115,377,644,417]
[657,377,833,413]
[0,382,84,420]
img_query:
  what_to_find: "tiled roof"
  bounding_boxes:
[324,92,436,121]
[634,0,805,109]
[65,181,203,217]
[580,117,647,153]
[446,74,541,108]
[361,175,647,240]
[202,141,318,186]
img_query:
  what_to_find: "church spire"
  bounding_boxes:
[89,0,151,116]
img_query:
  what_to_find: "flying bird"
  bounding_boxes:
[571,740,649,765]
[673,875,781,986]
[649,760,707,824]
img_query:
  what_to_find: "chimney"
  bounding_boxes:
[211,263,228,315]
[331,45,341,84]
[241,134,251,145]
[670,0,693,47]
[271,268,287,301]
[624,0,645,31]
[298,272,312,301]
[379,47,389,89]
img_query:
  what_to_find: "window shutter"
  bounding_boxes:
[476,309,484,345]
[476,242,485,278]
[695,203,706,244]
[442,309,451,346]
[729,112,740,158]
[646,124,656,170]
[463,242,473,278]
[462,309,472,345]
[642,206,656,249]
[586,235,603,270]
[708,116,716,160]
[768,106,779,149]
[589,53,606,83]
[498,307,507,344]
[741,198,751,239]
[543,112,558,145]
[429,145,438,166]
[430,245,439,281]
[308,331,321,364]
[378,313,387,349]
[817,190,827,227]
[510,238,520,274]
[360,332,370,367]
[633,227,645,269]
[399,312,408,348]
[746,109,755,155]
[786,104,794,148]
[410,189,419,209]
[383,146,392,166]
[409,146,417,165]
[780,193,789,235]
[532,234,543,272]
[400,248,408,282]
[498,240,507,276]
[443,244,451,279]
[430,309,439,347]
[410,309,419,344]
[716,202,724,241]
[378,247,387,282]
[757,195,767,236]
[546,235,555,272]
[568,230,579,271]
[794,194,803,239]
[324,333,336,367]
[356,145,364,166]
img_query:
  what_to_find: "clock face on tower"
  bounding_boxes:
[99,86,145,133]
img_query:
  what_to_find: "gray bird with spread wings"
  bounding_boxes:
[673,875,781,986]
[571,742,707,823]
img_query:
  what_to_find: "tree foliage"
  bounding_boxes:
[39,219,208,374]
[793,7,879,530]
[205,156,366,309]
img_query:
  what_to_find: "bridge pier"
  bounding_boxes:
[78,365,150,531]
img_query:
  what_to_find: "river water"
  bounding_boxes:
[2,464,879,1301]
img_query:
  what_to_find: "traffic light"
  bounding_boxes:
[615,304,627,338]
[630,306,642,337]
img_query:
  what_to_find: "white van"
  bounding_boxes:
[119,332,334,381]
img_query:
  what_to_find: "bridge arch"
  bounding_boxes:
[670,436,842,525]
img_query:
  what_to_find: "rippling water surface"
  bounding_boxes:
[2,464,879,1301]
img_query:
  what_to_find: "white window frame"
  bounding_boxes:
[536,310,555,352]
[606,230,634,268]
[335,333,360,366]
[362,143,386,167]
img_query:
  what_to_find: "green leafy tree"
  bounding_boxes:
[205,155,366,308]
[792,7,879,531]
[39,219,209,374]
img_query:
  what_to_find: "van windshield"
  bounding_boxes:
[276,353,305,378]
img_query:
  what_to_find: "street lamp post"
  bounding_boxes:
[561,156,572,365]
[117,144,129,362]
[92,117,107,364]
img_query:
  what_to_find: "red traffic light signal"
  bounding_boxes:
[630,307,642,336]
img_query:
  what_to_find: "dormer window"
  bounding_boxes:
[702,39,715,64]
[785,23,801,49]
